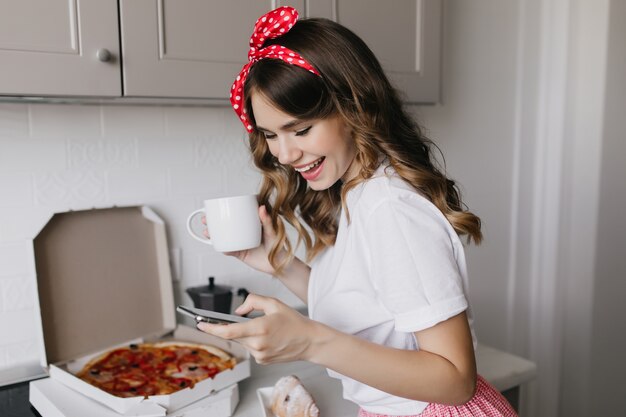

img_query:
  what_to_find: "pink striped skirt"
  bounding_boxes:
[358,375,518,417]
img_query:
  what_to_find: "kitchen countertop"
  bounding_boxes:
[0,344,536,417]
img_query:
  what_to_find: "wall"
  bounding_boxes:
[416,1,621,416]
[0,103,301,375]
[588,0,626,412]
[416,0,519,351]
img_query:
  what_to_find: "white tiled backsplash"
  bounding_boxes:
[0,102,301,373]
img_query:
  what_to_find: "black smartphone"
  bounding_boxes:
[176,305,250,325]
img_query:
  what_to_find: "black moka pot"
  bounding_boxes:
[186,277,249,314]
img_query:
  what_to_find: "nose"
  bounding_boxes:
[276,136,301,165]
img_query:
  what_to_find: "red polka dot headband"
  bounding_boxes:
[230,6,321,132]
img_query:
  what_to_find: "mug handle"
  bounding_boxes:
[186,209,213,245]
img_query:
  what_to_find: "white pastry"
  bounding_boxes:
[271,375,320,417]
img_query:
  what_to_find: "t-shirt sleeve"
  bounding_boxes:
[364,194,468,333]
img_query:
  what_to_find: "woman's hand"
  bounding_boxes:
[203,205,284,275]
[196,294,316,364]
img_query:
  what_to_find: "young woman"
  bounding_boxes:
[197,7,517,417]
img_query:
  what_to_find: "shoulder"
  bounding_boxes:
[349,165,447,230]
[344,165,463,255]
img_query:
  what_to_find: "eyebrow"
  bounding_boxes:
[256,119,304,133]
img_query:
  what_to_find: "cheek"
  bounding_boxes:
[266,141,279,158]
[333,133,355,161]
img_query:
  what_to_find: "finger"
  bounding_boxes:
[196,320,253,340]
[234,293,280,316]
[201,215,206,225]
[259,205,276,239]
[234,301,255,316]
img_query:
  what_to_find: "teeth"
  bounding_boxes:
[294,158,323,172]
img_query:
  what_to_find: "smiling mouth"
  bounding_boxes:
[294,157,325,173]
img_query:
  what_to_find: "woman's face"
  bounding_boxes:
[251,92,358,190]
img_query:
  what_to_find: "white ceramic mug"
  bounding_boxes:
[186,194,262,252]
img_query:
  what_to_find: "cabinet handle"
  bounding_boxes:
[96,48,113,62]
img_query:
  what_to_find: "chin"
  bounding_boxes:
[307,181,333,191]
[306,175,340,191]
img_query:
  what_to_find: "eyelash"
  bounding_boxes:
[296,126,312,136]
[263,126,312,140]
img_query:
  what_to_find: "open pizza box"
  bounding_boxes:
[28,206,251,417]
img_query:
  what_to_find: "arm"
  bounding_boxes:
[307,311,477,405]
[199,295,477,406]
[272,256,311,303]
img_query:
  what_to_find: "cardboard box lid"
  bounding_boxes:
[33,206,175,365]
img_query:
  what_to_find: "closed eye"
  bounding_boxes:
[263,132,277,140]
[295,126,312,136]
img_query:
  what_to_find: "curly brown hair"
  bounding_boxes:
[241,17,482,274]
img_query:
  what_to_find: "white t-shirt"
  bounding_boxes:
[308,164,476,415]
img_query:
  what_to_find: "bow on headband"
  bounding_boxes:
[230,6,321,132]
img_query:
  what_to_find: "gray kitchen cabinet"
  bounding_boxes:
[0,0,299,100]
[307,0,442,104]
[0,0,439,103]
[119,0,304,99]
[0,0,121,97]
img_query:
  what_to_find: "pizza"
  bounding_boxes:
[76,341,236,398]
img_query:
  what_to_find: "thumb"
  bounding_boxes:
[234,293,277,316]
